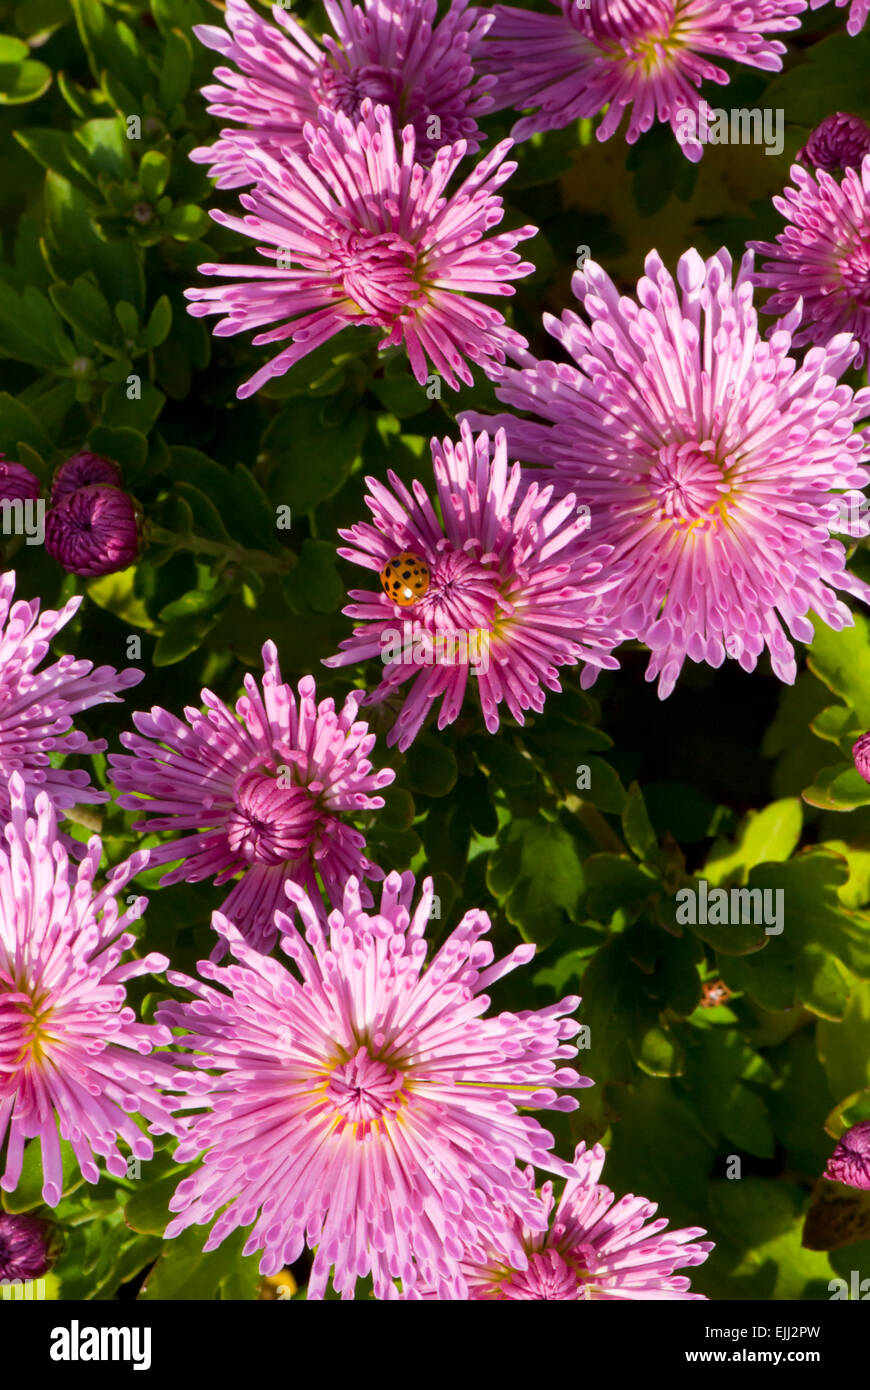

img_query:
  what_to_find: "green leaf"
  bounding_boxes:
[71,0,153,95]
[163,203,210,240]
[803,761,870,811]
[281,539,344,614]
[14,127,93,191]
[1,1131,84,1212]
[124,1170,186,1236]
[71,116,132,182]
[764,33,870,126]
[0,281,73,368]
[173,481,232,543]
[720,852,870,1018]
[705,797,803,885]
[679,1029,775,1157]
[817,978,870,1101]
[86,424,148,470]
[487,814,588,946]
[158,29,193,111]
[706,1179,834,1299]
[50,273,120,354]
[140,293,172,349]
[405,736,458,798]
[0,54,52,105]
[0,391,54,456]
[138,149,169,201]
[263,396,367,512]
[139,1225,261,1300]
[44,173,145,311]
[584,853,660,922]
[806,609,870,728]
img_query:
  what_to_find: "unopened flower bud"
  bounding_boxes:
[45,484,141,577]
[51,451,122,507]
[0,453,40,503]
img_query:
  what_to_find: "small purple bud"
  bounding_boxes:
[45,484,141,577]
[797,113,870,173]
[0,1212,55,1282]
[825,1119,870,1190]
[51,451,122,507]
[0,453,40,504]
[853,730,870,784]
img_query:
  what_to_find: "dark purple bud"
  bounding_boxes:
[0,1212,55,1282]
[853,730,870,784]
[0,453,40,504]
[825,1119,870,1190]
[797,113,870,173]
[51,451,122,508]
[45,484,141,577]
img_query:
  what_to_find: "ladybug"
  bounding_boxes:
[700,979,733,1008]
[379,552,430,607]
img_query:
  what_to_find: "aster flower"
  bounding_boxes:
[825,1119,870,1189]
[108,645,394,954]
[482,0,804,162]
[0,1213,56,1282]
[190,0,495,188]
[750,155,870,368]
[45,485,141,578]
[808,0,869,34]
[158,872,589,1299]
[50,451,122,508]
[463,248,870,698]
[0,775,178,1208]
[0,455,40,504]
[0,569,142,823]
[325,421,624,750]
[418,1142,712,1299]
[185,100,535,398]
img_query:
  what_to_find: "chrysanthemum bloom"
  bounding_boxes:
[50,451,121,507]
[325,422,624,749]
[44,484,141,579]
[158,872,589,1299]
[0,454,40,504]
[482,0,804,162]
[0,569,142,823]
[750,156,870,367]
[853,731,870,783]
[826,1120,870,1189]
[797,113,870,173]
[109,645,394,953]
[414,1142,712,1299]
[0,1213,56,1282]
[190,0,495,188]
[808,0,869,34]
[185,100,535,398]
[0,775,178,1208]
[463,249,870,698]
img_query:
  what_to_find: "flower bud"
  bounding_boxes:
[0,1212,57,1282]
[45,484,141,577]
[51,451,122,507]
[0,453,40,503]
[797,113,870,173]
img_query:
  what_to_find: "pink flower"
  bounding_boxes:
[0,569,142,823]
[325,422,624,749]
[825,1119,870,1189]
[0,775,178,1208]
[158,872,589,1299]
[483,0,804,161]
[108,644,394,953]
[417,1142,713,1299]
[190,0,495,187]
[750,155,870,368]
[463,249,870,698]
[809,0,869,34]
[50,452,122,508]
[45,485,141,578]
[185,100,535,397]
[0,455,40,504]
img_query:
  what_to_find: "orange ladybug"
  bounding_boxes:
[700,979,733,1008]
[379,552,430,607]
